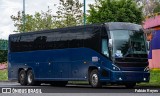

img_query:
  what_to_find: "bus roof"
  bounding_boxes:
[9,23,102,37]
[106,22,142,30]
[9,22,141,37]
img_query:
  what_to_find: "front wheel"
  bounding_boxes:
[89,69,102,88]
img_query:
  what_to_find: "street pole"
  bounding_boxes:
[23,0,25,32]
[83,0,86,25]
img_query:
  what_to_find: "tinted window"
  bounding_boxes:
[84,26,101,52]
[110,30,146,58]
[10,25,102,52]
[102,39,109,57]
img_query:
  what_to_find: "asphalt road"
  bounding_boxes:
[0,82,159,96]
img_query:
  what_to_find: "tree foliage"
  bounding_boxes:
[11,7,56,32]
[135,0,160,16]
[0,39,8,63]
[153,1,160,13]
[87,0,144,24]
[55,0,83,28]
[0,50,7,63]
[11,0,83,33]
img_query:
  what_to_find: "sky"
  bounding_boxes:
[0,0,95,40]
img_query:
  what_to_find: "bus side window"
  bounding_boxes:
[102,39,109,57]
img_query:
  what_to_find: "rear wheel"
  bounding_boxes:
[89,69,102,88]
[27,70,37,86]
[19,70,27,86]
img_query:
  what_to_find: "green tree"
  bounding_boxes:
[0,39,8,63]
[11,7,56,32]
[11,0,83,33]
[55,0,83,28]
[87,0,144,24]
[135,0,160,16]
[0,50,7,63]
[153,1,160,13]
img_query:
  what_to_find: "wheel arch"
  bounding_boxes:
[88,66,98,79]
[27,68,33,71]
[18,67,33,82]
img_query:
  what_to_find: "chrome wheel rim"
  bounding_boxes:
[92,74,98,86]
[28,73,32,84]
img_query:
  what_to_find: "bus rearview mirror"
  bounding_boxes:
[109,39,112,48]
[147,41,150,50]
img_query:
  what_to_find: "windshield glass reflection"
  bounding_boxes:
[110,30,146,58]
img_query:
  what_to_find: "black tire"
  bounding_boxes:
[19,70,27,86]
[51,81,68,86]
[125,83,136,88]
[27,70,36,86]
[89,69,102,88]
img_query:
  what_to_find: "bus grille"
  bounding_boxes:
[115,57,148,67]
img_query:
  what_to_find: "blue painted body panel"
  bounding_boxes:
[8,48,149,83]
[8,48,110,80]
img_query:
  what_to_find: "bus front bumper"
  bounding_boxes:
[111,71,150,83]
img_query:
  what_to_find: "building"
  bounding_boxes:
[143,13,160,69]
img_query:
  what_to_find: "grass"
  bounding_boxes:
[138,69,160,87]
[0,69,8,81]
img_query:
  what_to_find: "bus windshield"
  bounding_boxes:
[110,30,146,58]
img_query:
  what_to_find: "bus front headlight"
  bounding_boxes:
[112,64,120,71]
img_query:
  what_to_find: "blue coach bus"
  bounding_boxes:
[8,22,150,88]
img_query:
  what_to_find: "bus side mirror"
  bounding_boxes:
[109,39,112,48]
[147,41,150,50]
